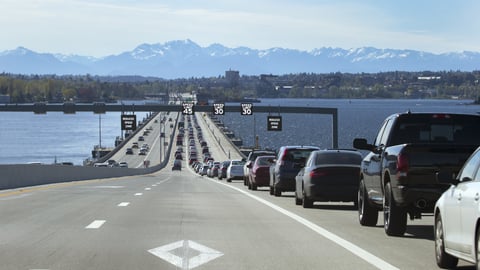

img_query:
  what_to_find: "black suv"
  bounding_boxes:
[270,146,320,196]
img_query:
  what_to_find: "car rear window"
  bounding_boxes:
[283,148,317,163]
[390,114,480,145]
[315,152,362,165]
[231,160,245,165]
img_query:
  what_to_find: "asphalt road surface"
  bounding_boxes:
[0,112,475,270]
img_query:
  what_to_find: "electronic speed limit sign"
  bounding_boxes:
[182,102,194,115]
[241,103,253,115]
[213,103,225,115]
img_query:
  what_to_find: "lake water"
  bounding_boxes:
[217,98,480,151]
[0,99,478,165]
[0,110,150,165]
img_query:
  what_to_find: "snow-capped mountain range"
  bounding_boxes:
[0,39,478,79]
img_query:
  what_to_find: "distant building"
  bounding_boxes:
[0,95,10,104]
[225,69,240,87]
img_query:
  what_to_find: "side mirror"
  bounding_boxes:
[353,138,374,151]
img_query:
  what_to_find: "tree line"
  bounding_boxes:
[0,70,479,103]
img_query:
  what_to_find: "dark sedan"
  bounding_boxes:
[295,149,362,208]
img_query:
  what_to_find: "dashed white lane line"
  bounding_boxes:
[85,220,106,229]
[135,193,143,196]
[145,187,152,191]
[118,202,130,207]
[207,178,399,270]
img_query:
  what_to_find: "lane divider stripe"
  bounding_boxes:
[207,178,399,270]
[85,220,106,229]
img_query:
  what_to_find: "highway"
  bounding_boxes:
[107,111,178,168]
[0,113,474,270]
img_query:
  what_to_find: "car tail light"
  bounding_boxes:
[396,152,409,177]
[310,169,327,178]
[432,114,451,119]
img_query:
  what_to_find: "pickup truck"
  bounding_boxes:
[353,112,480,236]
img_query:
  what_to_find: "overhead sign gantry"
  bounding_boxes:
[0,102,339,148]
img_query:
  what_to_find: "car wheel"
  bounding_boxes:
[269,185,274,195]
[435,214,458,268]
[252,182,257,191]
[295,189,302,205]
[302,188,313,208]
[295,192,303,205]
[358,179,378,226]
[383,182,407,236]
[274,187,281,197]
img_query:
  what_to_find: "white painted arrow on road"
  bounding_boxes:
[148,240,223,269]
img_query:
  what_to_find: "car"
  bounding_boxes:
[93,162,108,167]
[119,161,128,168]
[247,155,275,190]
[138,136,145,141]
[209,162,221,178]
[243,150,276,186]
[172,159,182,170]
[226,160,245,182]
[270,146,320,196]
[218,161,230,180]
[107,159,118,167]
[434,146,480,269]
[294,149,362,208]
[139,148,147,155]
[200,164,209,176]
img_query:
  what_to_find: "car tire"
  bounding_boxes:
[295,190,302,205]
[302,189,313,208]
[434,213,458,269]
[384,182,407,236]
[269,185,274,195]
[358,179,378,226]
[274,187,281,197]
[252,182,257,191]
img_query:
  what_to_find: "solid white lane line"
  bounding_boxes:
[118,202,130,207]
[208,179,399,270]
[85,220,106,229]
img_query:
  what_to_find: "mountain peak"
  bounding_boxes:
[0,40,479,78]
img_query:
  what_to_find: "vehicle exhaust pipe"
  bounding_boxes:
[415,199,427,209]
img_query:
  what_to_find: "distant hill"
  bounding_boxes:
[0,39,479,79]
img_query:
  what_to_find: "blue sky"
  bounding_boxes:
[1,0,479,56]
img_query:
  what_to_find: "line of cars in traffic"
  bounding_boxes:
[191,111,480,269]
[195,143,480,269]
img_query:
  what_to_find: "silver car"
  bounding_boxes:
[227,160,245,182]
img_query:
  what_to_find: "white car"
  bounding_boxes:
[434,146,480,269]
[226,160,245,182]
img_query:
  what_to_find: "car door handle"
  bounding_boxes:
[457,194,462,201]
[475,193,480,201]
